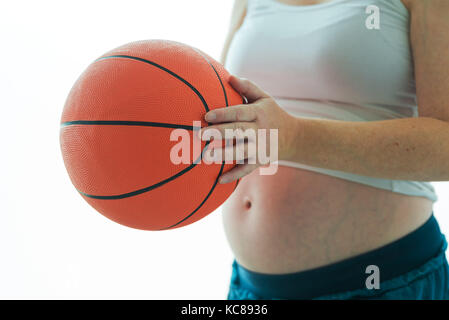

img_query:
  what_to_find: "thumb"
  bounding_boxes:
[229,75,270,103]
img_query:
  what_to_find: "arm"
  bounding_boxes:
[221,0,247,64]
[287,0,449,181]
[203,0,449,183]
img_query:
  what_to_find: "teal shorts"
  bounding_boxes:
[228,215,449,300]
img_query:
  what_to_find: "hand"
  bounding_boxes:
[200,75,296,184]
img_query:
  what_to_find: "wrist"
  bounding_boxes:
[279,113,304,162]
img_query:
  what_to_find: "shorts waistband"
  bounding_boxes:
[235,214,445,299]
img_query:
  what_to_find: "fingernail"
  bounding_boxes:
[205,112,216,121]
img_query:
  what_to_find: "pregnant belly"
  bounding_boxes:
[222,166,433,274]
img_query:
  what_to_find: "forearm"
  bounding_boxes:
[286,116,449,181]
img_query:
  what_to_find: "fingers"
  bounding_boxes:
[219,163,259,184]
[205,104,257,123]
[228,75,270,103]
[204,141,257,163]
[199,122,257,141]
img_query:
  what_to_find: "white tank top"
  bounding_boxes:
[225,0,437,202]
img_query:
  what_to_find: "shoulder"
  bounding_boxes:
[229,0,248,28]
[230,0,248,17]
[233,0,248,10]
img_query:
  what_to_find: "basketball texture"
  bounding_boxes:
[60,40,243,230]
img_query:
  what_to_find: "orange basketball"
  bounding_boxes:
[60,40,242,230]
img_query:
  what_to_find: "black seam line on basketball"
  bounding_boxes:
[234,179,240,191]
[78,141,211,200]
[159,162,225,231]
[60,120,200,131]
[95,55,209,112]
[192,49,229,107]
[160,51,231,230]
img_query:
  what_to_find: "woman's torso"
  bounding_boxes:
[222,0,435,274]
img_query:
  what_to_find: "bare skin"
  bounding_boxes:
[214,0,449,274]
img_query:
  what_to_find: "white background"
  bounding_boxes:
[0,0,448,299]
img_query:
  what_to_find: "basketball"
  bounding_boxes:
[60,40,243,230]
